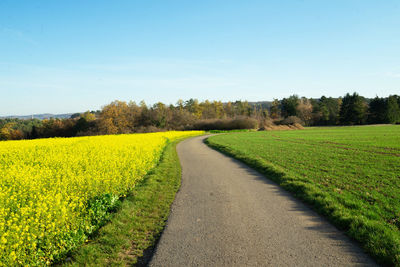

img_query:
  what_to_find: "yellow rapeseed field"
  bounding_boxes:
[0,131,203,265]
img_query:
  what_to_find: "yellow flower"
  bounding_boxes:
[0,131,203,265]
[9,251,16,261]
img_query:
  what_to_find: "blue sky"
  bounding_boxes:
[0,0,399,115]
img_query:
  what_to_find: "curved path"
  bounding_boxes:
[149,135,377,266]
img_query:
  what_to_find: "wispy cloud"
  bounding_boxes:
[2,27,38,46]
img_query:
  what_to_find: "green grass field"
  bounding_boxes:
[206,125,400,266]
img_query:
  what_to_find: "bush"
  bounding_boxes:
[191,117,258,131]
[134,126,165,133]
[279,116,305,126]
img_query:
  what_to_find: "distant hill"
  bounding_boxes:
[0,113,76,120]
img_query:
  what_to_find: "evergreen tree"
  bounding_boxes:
[339,93,367,125]
[368,96,387,124]
[281,95,299,117]
[386,95,400,124]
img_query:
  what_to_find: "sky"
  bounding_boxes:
[0,0,399,115]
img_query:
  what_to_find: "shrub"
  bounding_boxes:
[279,116,305,126]
[191,117,258,131]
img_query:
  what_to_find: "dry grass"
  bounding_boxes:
[261,123,304,131]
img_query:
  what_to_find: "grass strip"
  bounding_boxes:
[62,138,186,266]
[205,135,399,266]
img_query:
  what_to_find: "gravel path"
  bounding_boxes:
[149,135,377,266]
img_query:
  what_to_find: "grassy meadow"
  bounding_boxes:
[206,125,400,266]
[0,131,203,265]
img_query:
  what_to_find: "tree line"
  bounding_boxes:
[1,92,399,141]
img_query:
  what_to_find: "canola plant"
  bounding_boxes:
[0,131,203,265]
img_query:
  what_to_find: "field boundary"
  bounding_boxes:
[63,136,194,266]
[204,136,398,266]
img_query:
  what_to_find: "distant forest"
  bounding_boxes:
[1,92,400,141]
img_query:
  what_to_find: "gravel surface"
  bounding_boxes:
[149,135,377,267]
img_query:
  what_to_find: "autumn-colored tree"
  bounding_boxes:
[200,100,216,119]
[0,123,24,140]
[224,102,234,118]
[296,98,313,125]
[184,99,202,119]
[98,100,131,134]
[80,111,96,121]
[213,101,225,119]
[10,129,24,140]
[176,99,184,111]
[0,123,13,140]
